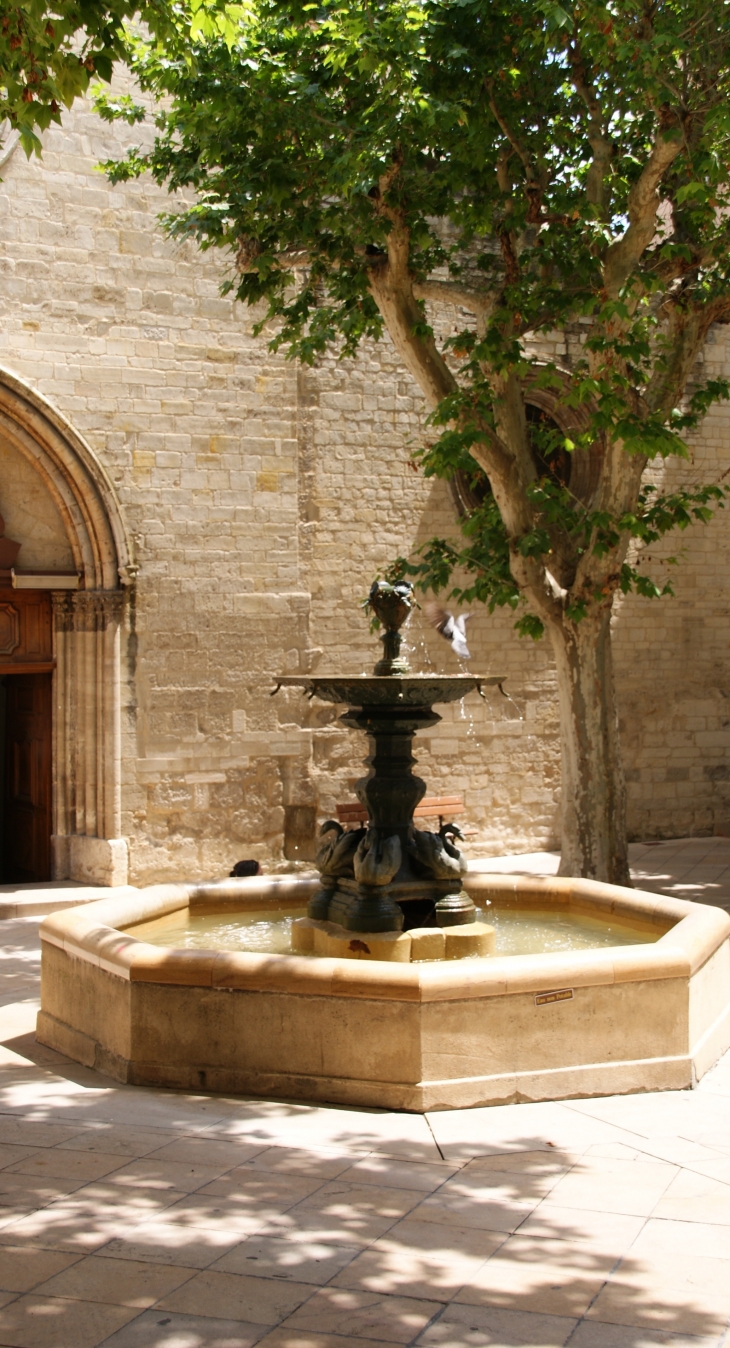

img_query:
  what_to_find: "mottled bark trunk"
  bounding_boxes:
[547,605,631,886]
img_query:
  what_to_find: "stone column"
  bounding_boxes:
[51,589,128,886]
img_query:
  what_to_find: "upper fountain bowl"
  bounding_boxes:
[273,673,504,707]
[272,580,505,705]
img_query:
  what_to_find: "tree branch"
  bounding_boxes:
[568,39,613,212]
[603,123,685,297]
[487,81,546,222]
[570,437,647,598]
[412,279,494,314]
[647,295,730,417]
[644,239,706,287]
[508,548,566,627]
[366,220,458,409]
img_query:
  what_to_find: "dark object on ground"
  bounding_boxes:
[230,860,262,877]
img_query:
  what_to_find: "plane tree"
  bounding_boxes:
[103,0,730,882]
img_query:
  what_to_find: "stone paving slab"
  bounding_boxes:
[0,851,729,1346]
[0,884,141,921]
[0,1043,726,1346]
[468,837,730,912]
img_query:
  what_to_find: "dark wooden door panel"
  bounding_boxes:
[0,588,52,670]
[3,673,52,883]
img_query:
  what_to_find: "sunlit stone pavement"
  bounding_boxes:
[468,836,730,912]
[0,840,729,1347]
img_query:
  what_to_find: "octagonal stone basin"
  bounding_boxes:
[37,874,730,1112]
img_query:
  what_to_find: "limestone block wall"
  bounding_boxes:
[0,95,729,883]
[0,98,314,882]
[614,361,730,841]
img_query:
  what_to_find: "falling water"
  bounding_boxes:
[415,637,434,672]
[479,671,525,722]
[399,609,437,675]
[458,695,477,740]
[399,609,416,666]
[499,686,524,721]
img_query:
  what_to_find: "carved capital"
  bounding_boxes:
[72,590,125,632]
[51,592,75,632]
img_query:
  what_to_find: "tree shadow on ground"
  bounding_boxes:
[0,1110,725,1348]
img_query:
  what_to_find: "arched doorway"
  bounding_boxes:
[0,367,134,886]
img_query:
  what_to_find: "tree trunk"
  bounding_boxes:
[547,605,631,886]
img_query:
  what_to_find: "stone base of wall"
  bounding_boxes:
[52,834,129,887]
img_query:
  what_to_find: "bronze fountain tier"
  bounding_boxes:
[274,581,504,933]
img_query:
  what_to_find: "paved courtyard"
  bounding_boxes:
[468,837,730,913]
[0,840,729,1348]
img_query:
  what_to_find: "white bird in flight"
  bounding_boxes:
[424,602,472,660]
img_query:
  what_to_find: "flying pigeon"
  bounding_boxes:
[424,602,472,659]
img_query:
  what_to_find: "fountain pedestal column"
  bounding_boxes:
[348,704,437,837]
[323,701,476,933]
[275,580,505,935]
[326,703,435,932]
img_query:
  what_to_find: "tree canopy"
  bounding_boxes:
[102,0,730,881]
[107,0,730,629]
[0,0,241,156]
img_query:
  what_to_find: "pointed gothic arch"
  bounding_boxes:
[0,367,134,885]
[0,365,133,589]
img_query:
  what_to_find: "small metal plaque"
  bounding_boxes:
[535,988,574,1006]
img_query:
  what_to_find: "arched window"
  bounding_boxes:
[451,388,601,516]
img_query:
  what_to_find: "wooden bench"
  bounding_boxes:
[336,794,467,831]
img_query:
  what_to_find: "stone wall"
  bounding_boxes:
[1,96,729,884]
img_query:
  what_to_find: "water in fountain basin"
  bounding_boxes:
[132,904,661,958]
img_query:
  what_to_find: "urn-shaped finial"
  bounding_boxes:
[367,580,415,676]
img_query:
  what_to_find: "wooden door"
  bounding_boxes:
[2,673,52,883]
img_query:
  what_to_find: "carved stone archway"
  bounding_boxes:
[0,367,134,885]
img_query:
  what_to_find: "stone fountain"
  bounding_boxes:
[35,585,730,1110]
[35,575,730,1107]
[274,580,504,934]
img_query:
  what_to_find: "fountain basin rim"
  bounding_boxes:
[38,874,730,1111]
[272,673,505,706]
[38,873,729,1002]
